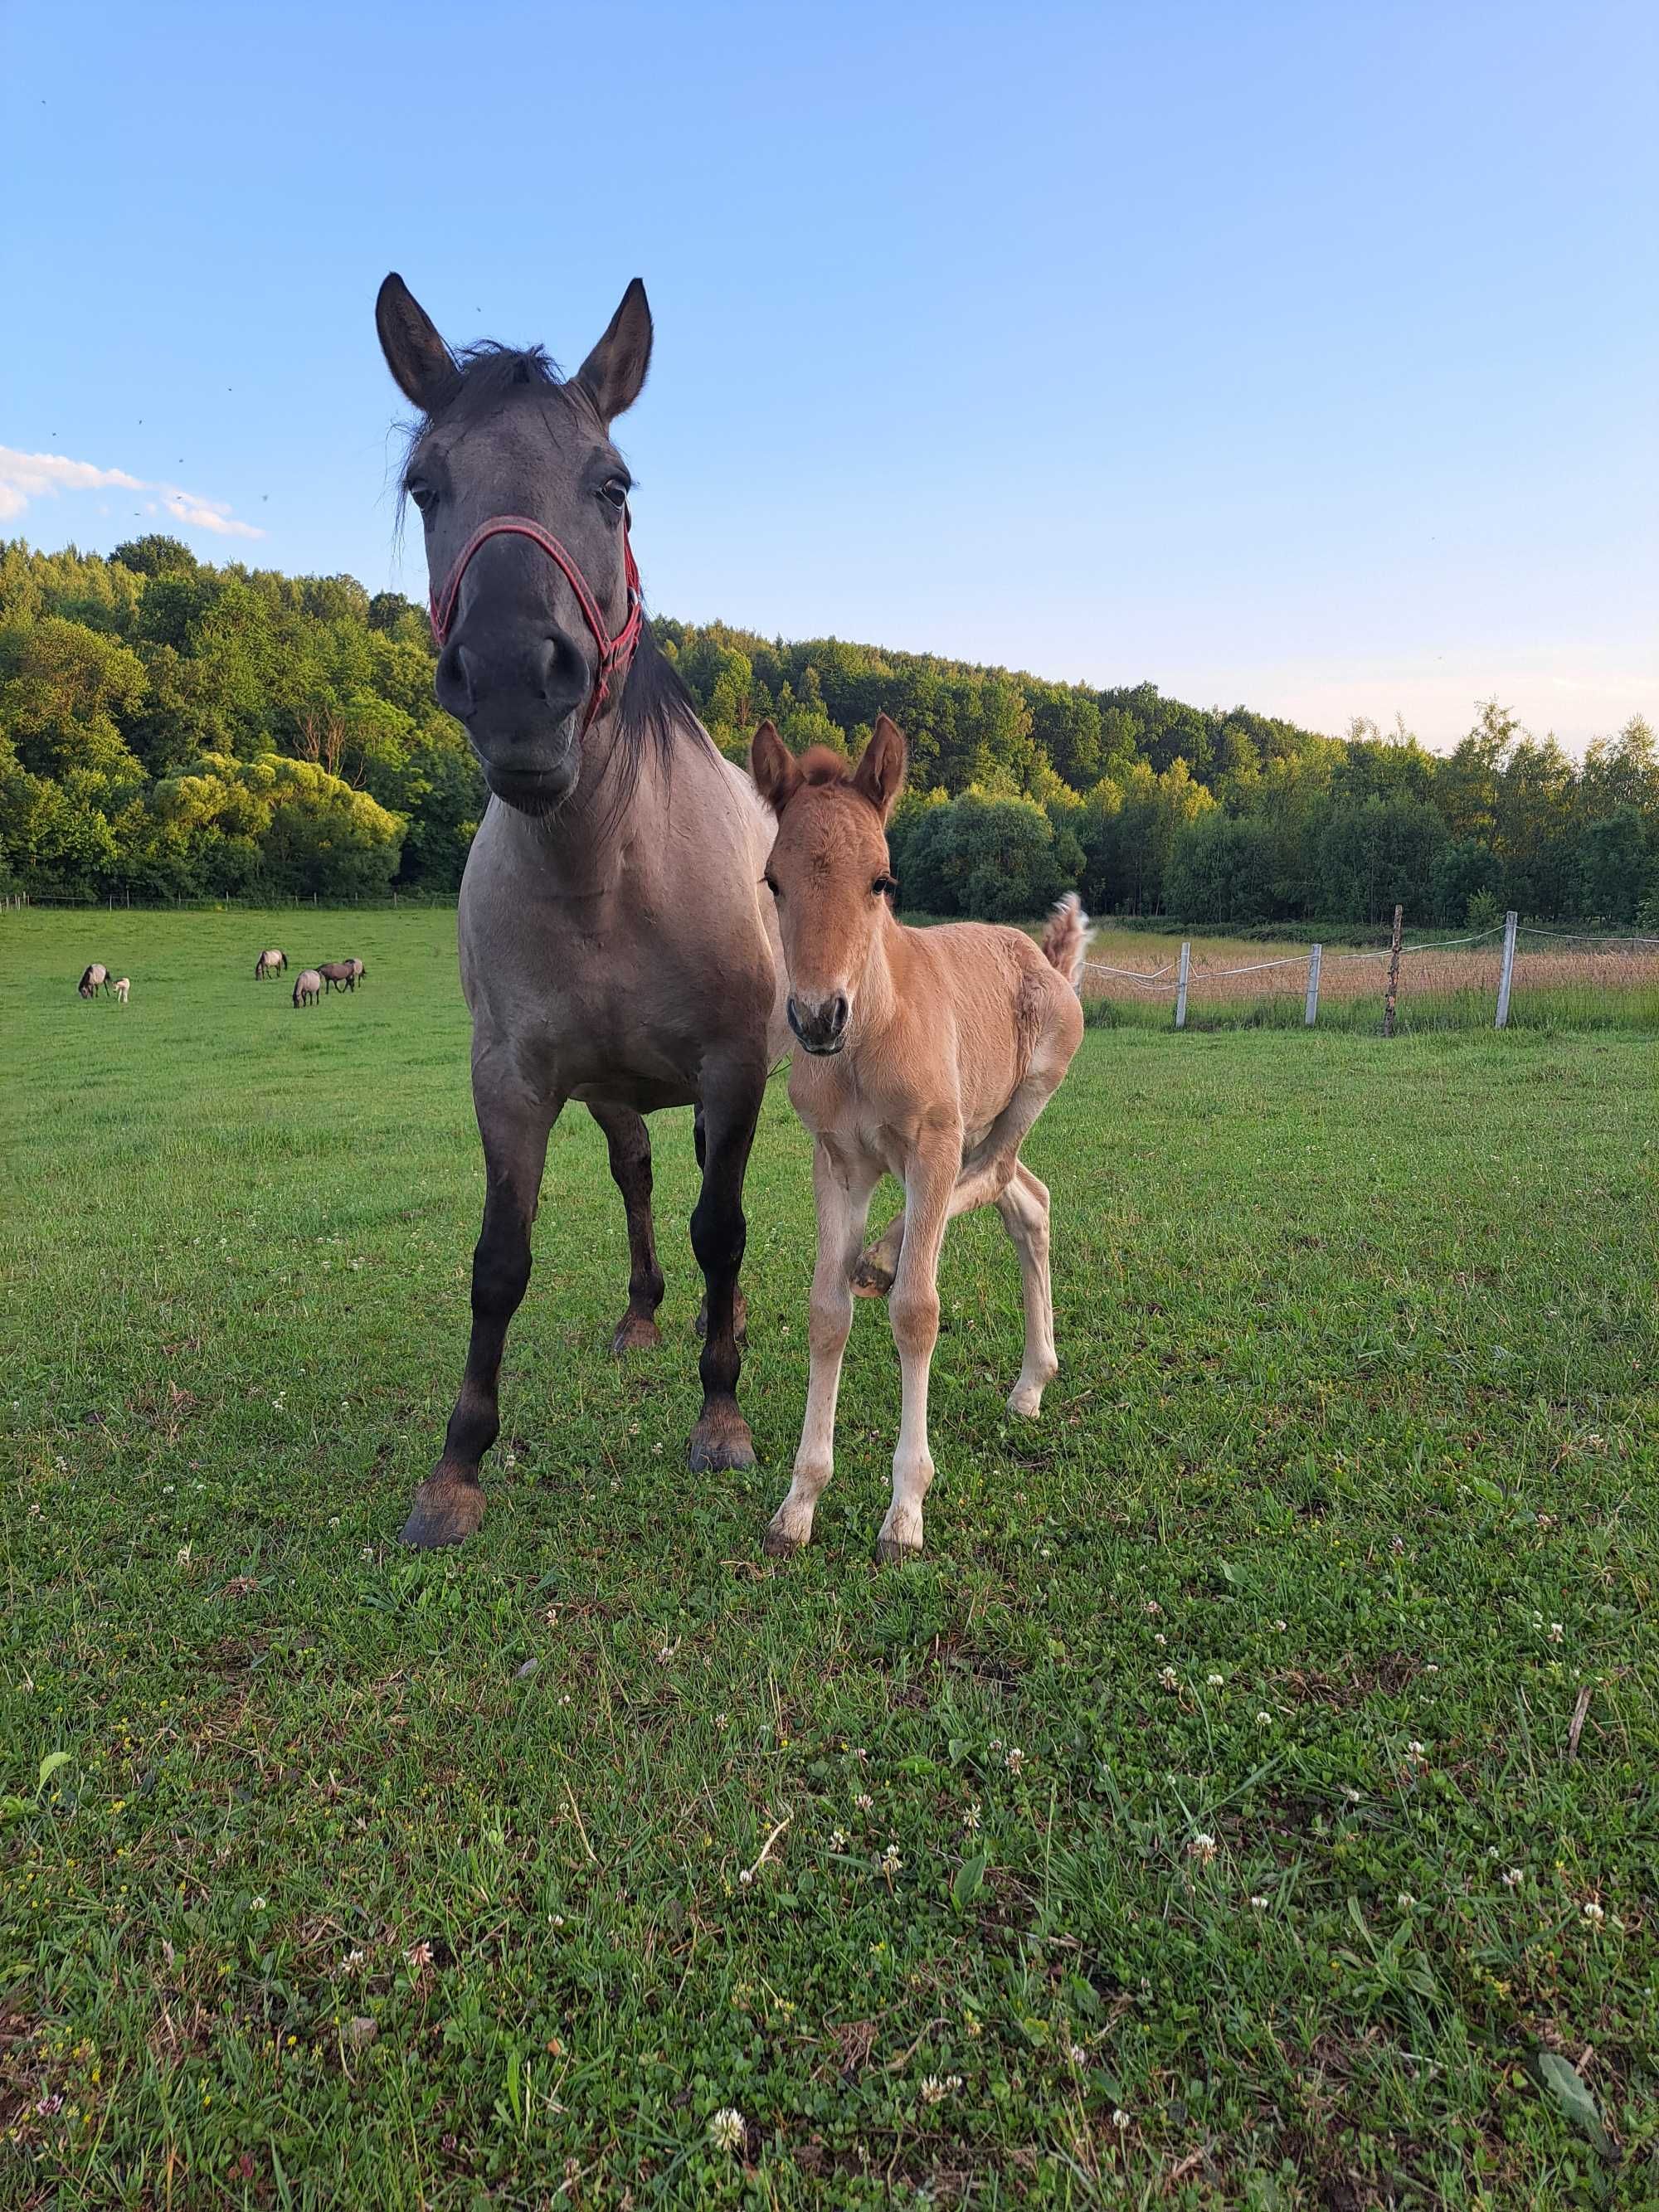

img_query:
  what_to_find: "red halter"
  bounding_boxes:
[428,513,644,733]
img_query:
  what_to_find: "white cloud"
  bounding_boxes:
[0,444,263,539]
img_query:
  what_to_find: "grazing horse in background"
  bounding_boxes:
[255,948,287,980]
[346,958,366,987]
[751,717,1085,1563]
[319,961,358,994]
[376,270,786,1548]
[293,969,323,1009]
[113,977,130,1004]
[79,965,110,998]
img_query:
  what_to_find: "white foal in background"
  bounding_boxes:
[752,716,1086,1563]
[113,977,130,1003]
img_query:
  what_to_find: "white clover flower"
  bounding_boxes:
[1005,1747,1024,1775]
[1549,1622,1564,1643]
[176,1544,192,1567]
[1249,1894,1268,1909]
[737,1868,753,1887]
[1397,1893,1414,1910]
[250,1896,266,1911]
[1501,1868,1523,1889]
[829,1828,848,1850]
[919,2074,947,2105]
[708,2107,746,2151]
[1255,1710,1272,1726]
[1408,1741,1426,1757]
[1206,1673,1224,1687]
[1273,1618,1287,1632]
[1068,2042,1087,2064]
[1159,1666,1179,1691]
[1584,1901,1605,1923]
[962,1802,981,1833]
[1112,2107,1131,2129]
[1187,1833,1217,1865]
[880,1843,902,1875]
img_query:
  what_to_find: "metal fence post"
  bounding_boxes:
[1495,909,1519,1028]
[1175,941,1191,1029]
[1305,943,1322,1026]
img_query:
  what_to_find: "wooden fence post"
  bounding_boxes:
[1305,943,1322,1026]
[1384,904,1404,1036]
[1495,909,1519,1028]
[1175,941,1191,1029]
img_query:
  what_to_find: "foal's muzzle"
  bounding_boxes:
[788,992,850,1055]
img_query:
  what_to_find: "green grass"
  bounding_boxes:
[2,907,1657,2209]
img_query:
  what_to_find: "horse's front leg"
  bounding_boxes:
[401,1084,562,1548]
[686,1060,766,1472]
[766,1145,880,1554]
[587,1101,664,1354]
[877,1135,958,1563]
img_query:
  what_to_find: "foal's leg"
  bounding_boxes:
[877,1137,958,1564]
[766,1147,881,1554]
[587,1102,665,1354]
[401,1084,562,1548]
[686,1060,766,1472]
[996,1162,1058,1417]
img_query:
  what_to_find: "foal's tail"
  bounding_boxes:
[1040,893,1089,993]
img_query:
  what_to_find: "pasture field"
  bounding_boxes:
[2,906,1657,2210]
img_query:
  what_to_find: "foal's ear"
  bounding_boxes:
[577,279,654,424]
[852,713,907,821]
[750,720,801,814]
[376,274,459,414]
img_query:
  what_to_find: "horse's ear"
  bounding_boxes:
[750,720,800,814]
[377,274,459,413]
[576,279,653,425]
[852,713,907,822]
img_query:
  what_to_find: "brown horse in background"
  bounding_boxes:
[78,964,110,998]
[319,961,358,994]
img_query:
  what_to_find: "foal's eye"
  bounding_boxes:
[407,480,437,515]
[764,876,781,900]
[873,873,898,902]
[599,476,629,512]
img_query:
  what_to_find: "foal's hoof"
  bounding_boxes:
[610,1312,664,1355]
[693,1291,749,1344]
[688,1403,757,1473]
[874,1534,924,1567]
[850,1249,896,1300]
[400,1473,485,1549]
[762,1524,805,1559]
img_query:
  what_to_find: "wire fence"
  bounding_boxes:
[1081,912,1659,1034]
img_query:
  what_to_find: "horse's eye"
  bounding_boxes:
[765,876,781,900]
[599,477,629,512]
[407,480,437,515]
[873,874,897,901]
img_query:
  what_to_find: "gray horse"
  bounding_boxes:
[377,272,787,1548]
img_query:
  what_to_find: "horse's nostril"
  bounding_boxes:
[830,995,849,1035]
[435,642,476,719]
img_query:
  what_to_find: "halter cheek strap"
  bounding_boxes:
[428,513,644,734]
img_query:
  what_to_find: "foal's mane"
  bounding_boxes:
[398,340,716,824]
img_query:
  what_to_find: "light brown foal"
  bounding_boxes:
[751,715,1087,1563]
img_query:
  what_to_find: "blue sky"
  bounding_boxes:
[2,0,1654,750]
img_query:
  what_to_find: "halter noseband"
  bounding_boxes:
[428,514,644,734]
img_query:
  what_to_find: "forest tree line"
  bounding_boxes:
[2,536,1656,927]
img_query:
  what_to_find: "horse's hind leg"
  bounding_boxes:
[687,1059,766,1473]
[588,1101,665,1354]
[996,1162,1058,1417]
[401,1083,561,1548]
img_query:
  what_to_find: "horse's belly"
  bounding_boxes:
[568,1073,698,1114]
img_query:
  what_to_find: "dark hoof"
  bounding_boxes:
[688,1404,757,1473]
[610,1312,664,1356]
[874,1535,923,1567]
[850,1251,895,1300]
[762,1525,803,1558]
[693,1291,749,1344]
[400,1473,485,1549]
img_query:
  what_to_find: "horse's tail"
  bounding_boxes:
[1040,893,1088,993]
[255,956,264,979]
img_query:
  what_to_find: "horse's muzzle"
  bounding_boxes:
[788,993,849,1055]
